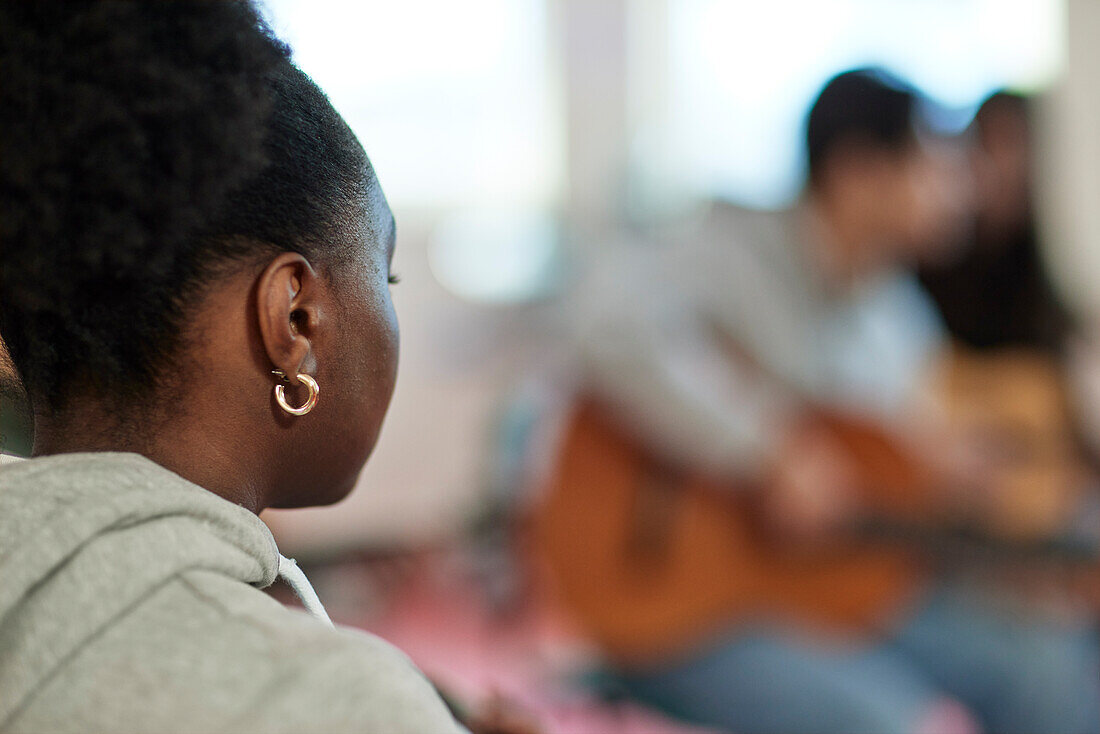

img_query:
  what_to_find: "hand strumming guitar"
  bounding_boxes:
[762,420,862,545]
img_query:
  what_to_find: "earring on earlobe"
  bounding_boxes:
[271,369,320,416]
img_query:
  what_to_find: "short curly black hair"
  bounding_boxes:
[805,68,920,187]
[0,1,372,413]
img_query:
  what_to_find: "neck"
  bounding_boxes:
[803,191,884,286]
[33,397,269,514]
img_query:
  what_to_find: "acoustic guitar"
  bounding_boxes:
[531,349,1095,664]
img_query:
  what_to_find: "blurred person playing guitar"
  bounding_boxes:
[538,69,1100,734]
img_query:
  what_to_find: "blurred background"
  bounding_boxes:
[250,2,1100,732]
[260,0,1071,548]
[260,1,1100,731]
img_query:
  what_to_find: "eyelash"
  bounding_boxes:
[388,273,401,285]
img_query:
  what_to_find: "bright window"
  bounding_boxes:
[260,0,562,211]
[661,0,1065,209]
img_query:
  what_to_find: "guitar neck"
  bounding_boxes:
[851,514,1100,565]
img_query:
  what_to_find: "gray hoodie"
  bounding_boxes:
[0,452,463,733]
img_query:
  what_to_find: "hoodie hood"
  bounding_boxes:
[0,452,280,726]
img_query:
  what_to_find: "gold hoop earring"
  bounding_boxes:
[272,370,320,416]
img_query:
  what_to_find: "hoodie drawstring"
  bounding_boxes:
[277,554,334,629]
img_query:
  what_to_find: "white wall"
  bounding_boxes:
[1038,0,1100,322]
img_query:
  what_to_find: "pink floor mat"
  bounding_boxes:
[307,553,721,734]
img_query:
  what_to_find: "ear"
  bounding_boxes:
[255,252,322,380]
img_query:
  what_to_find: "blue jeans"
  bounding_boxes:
[615,587,1100,734]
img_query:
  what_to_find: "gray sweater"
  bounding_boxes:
[577,203,943,479]
[0,452,462,734]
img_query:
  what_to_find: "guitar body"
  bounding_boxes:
[533,403,928,664]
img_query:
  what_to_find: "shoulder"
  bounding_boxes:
[665,201,796,280]
[697,200,790,245]
[241,624,463,734]
[174,570,464,733]
[14,570,461,734]
[669,201,799,298]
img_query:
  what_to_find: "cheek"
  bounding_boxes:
[299,286,398,506]
[344,286,399,444]
[368,294,400,411]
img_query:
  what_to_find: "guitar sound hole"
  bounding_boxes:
[625,464,682,567]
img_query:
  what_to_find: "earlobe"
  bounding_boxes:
[272,370,320,416]
[255,252,321,381]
